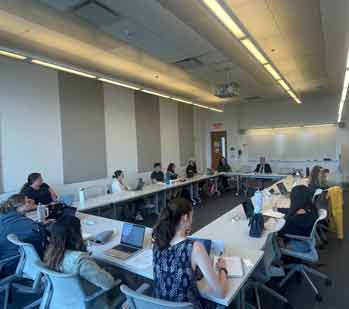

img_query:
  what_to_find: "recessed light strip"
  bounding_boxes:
[338,54,349,122]
[31,59,96,79]
[98,78,140,90]
[201,0,301,104]
[141,89,170,98]
[0,49,27,60]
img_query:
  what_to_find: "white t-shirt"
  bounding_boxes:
[111,179,123,194]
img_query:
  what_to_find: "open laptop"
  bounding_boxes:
[276,182,290,196]
[105,223,145,260]
[130,178,145,191]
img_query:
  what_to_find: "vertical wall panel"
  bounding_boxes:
[178,103,195,166]
[59,72,107,183]
[104,83,138,175]
[134,92,161,172]
[0,58,63,192]
[159,98,180,168]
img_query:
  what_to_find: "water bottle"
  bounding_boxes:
[254,190,263,214]
[165,174,170,185]
[37,203,46,223]
[79,188,86,203]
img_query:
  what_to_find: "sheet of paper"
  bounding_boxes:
[125,248,153,269]
[214,256,244,278]
[262,209,285,219]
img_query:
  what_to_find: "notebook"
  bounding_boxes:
[214,256,244,278]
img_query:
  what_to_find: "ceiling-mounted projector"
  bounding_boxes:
[215,82,240,98]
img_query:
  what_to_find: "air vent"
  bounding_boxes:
[73,1,120,26]
[243,96,262,101]
[174,57,203,70]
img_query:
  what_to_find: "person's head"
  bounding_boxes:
[113,170,124,181]
[188,160,194,167]
[44,216,85,271]
[167,163,176,173]
[319,168,330,184]
[22,173,43,191]
[289,185,315,216]
[153,162,162,172]
[152,198,193,250]
[0,194,35,214]
[259,157,266,164]
[309,165,322,185]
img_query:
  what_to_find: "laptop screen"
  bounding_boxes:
[242,199,254,218]
[276,182,289,195]
[120,223,145,248]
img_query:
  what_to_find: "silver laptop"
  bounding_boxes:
[105,223,145,260]
[130,178,145,191]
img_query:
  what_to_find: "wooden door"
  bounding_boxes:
[211,131,227,169]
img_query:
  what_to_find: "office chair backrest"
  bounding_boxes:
[310,209,327,241]
[120,284,194,309]
[7,234,42,286]
[34,261,88,309]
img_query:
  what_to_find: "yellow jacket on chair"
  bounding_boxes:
[327,186,344,239]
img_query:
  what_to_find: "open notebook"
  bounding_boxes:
[214,256,244,278]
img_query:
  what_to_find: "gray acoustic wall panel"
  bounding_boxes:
[134,92,161,172]
[59,72,107,183]
[178,103,195,166]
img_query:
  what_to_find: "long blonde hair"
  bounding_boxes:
[0,194,25,214]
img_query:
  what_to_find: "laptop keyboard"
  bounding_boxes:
[114,244,138,253]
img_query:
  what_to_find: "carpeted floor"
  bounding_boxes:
[8,187,349,308]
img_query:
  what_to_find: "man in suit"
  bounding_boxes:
[254,157,272,174]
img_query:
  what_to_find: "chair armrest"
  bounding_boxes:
[135,283,151,294]
[283,233,310,241]
[0,255,20,269]
[85,279,122,302]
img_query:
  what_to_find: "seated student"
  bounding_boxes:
[111,170,129,194]
[254,157,272,174]
[150,162,165,184]
[44,216,118,308]
[112,170,144,221]
[152,199,228,308]
[308,165,322,196]
[0,194,44,277]
[319,168,330,189]
[186,160,198,178]
[278,185,318,239]
[21,173,57,205]
[166,163,178,181]
[216,157,231,173]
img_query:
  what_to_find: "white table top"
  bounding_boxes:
[225,172,285,179]
[73,174,219,211]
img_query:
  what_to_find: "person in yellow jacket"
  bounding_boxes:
[327,186,344,240]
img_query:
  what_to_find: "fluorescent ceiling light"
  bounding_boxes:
[0,49,27,60]
[287,90,301,104]
[264,64,281,80]
[98,78,140,90]
[171,97,193,105]
[343,70,349,89]
[209,107,224,112]
[241,39,268,65]
[278,79,290,91]
[303,124,335,128]
[202,0,245,39]
[141,89,169,98]
[31,59,96,78]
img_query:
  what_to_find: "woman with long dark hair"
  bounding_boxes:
[44,216,116,308]
[21,173,57,205]
[152,199,228,308]
[279,185,318,237]
[308,165,322,196]
[166,163,178,180]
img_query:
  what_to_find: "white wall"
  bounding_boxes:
[159,98,180,168]
[103,83,138,176]
[0,58,63,192]
[238,95,337,129]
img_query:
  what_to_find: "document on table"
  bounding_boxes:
[262,209,285,219]
[214,256,244,278]
[125,248,153,269]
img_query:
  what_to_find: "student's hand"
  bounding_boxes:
[216,257,226,270]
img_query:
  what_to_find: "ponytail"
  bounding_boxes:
[152,198,192,250]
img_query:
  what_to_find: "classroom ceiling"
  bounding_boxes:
[0,0,348,106]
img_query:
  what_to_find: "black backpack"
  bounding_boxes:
[249,213,264,238]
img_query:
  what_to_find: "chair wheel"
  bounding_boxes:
[325,279,332,286]
[315,294,323,302]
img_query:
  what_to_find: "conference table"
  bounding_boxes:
[224,172,286,196]
[79,175,300,308]
[73,173,220,215]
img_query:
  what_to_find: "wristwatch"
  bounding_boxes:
[219,267,228,277]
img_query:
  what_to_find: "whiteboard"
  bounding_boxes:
[245,126,337,161]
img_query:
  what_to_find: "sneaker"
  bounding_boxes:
[135,213,144,221]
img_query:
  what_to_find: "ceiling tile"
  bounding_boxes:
[39,0,82,11]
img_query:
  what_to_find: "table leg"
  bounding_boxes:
[189,183,194,200]
[154,193,160,215]
[193,182,199,199]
